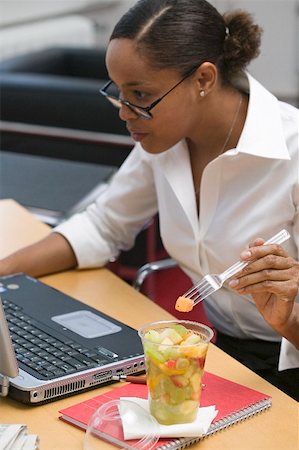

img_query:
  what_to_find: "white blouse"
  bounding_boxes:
[55,73,299,369]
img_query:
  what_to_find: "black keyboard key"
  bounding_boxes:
[43,355,59,363]
[66,349,80,356]
[59,355,72,362]
[56,362,77,373]
[50,368,67,377]
[67,359,87,370]
[74,353,97,366]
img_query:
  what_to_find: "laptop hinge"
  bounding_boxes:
[0,374,10,397]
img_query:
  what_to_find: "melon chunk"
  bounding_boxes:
[160,328,183,345]
[175,296,194,312]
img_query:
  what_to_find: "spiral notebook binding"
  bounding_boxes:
[157,398,272,450]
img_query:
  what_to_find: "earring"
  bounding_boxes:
[200,90,205,97]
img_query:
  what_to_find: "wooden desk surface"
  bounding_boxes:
[0,199,298,450]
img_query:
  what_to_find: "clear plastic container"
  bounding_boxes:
[138,320,213,425]
[84,399,159,450]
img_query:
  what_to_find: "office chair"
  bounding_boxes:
[0,46,131,166]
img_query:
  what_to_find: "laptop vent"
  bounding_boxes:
[43,380,86,399]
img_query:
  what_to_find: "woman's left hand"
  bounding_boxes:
[229,238,299,331]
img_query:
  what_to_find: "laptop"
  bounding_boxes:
[0,151,117,226]
[0,273,144,404]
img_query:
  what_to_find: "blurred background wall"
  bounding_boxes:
[0,0,298,105]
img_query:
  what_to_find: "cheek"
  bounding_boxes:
[141,108,190,154]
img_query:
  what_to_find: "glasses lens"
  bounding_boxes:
[106,96,122,109]
[102,81,152,119]
[105,96,151,119]
[106,82,119,98]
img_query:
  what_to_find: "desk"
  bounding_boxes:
[0,199,298,450]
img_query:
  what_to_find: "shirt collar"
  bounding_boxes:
[229,72,290,160]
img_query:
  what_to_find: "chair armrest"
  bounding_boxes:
[0,120,133,147]
[133,258,178,291]
[0,120,134,167]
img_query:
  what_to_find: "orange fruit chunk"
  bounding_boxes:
[175,296,194,312]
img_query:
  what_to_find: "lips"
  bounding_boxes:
[132,132,149,142]
[127,128,149,142]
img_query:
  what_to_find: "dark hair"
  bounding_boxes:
[110,0,263,84]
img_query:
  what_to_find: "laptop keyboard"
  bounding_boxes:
[3,299,109,380]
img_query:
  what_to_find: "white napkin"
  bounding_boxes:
[119,397,218,439]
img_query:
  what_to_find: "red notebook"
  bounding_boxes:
[59,372,271,450]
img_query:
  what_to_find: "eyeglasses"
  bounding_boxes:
[99,67,197,120]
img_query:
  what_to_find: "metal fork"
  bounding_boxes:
[181,229,290,307]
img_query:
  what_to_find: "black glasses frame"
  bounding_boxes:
[99,67,197,120]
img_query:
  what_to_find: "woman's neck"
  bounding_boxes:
[187,89,248,159]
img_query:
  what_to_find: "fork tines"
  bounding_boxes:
[183,278,214,304]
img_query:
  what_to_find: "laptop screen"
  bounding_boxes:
[0,297,19,396]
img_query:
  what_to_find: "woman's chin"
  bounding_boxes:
[140,139,173,155]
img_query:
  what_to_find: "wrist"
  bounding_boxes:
[0,258,14,277]
[275,304,299,350]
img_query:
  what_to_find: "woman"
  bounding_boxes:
[0,0,298,399]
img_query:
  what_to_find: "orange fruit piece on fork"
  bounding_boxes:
[175,296,194,312]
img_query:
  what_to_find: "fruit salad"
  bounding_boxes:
[140,322,212,425]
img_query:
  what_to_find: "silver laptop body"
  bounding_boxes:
[0,274,144,404]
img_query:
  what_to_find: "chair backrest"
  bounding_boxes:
[134,258,216,341]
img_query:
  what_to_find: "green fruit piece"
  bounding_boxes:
[175,357,190,370]
[144,343,166,364]
[161,378,186,405]
[160,327,183,344]
[178,400,198,414]
[173,324,189,337]
[162,346,181,360]
[144,329,161,343]
[159,337,174,353]
[180,333,202,345]
[170,388,186,405]
[190,372,201,393]
[150,399,198,425]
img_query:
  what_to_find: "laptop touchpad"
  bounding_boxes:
[52,310,122,338]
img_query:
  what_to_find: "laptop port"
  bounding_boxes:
[93,370,112,380]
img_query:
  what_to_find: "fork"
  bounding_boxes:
[179,229,291,308]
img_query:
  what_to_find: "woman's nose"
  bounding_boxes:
[118,103,138,121]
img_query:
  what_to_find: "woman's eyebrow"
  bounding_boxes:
[110,78,154,89]
[122,79,155,88]
[123,81,143,87]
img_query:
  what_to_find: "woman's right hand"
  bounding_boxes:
[229,237,299,348]
[0,233,78,278]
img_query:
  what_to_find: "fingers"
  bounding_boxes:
[238,254,294,278]
[240,242,288,262]
[248,238,264,248]
[230,277,299,300]
[228,241,299,300]
[230,255,297,285]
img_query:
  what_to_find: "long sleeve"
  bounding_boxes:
[54,145,158,268]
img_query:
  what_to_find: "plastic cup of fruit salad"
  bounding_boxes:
[138,320,214,425]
